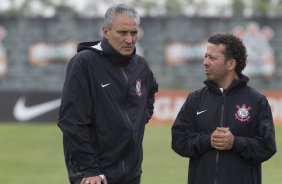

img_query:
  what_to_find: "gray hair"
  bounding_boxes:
[104,3,140,28]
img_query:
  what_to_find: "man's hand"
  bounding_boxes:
[81,175,108,184]
[211,127,234,150]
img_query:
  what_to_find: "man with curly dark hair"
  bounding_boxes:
[207,33,247,76]
[172,32,276,184]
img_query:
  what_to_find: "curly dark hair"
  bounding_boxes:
[208,33,247,75]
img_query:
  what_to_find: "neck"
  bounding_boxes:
[218,73,238,89]
[101,37,135,64]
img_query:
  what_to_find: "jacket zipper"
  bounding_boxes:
[121,67,131,178]
[122,159,125,182]
[121,67,131,127]
[214,93,225,184]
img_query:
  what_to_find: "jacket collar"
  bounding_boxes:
[101,37,136,65]
[204,74,249,94]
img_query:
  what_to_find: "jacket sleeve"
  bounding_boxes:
[232,96,276,165]
[58,54,101,178]
[146,69,158,123]
[171,92,212,158]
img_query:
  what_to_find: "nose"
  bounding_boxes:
[125,34,134,44]
[203,58,209,66]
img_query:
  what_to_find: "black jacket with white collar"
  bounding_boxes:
[58,38,158,183]
[172,74,276,184]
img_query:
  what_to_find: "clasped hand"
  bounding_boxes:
[81,176,107,184]
[211,127,234,150]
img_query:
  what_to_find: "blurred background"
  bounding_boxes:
[0,0,281,183]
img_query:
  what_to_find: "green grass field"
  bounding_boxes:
[0,123,281,184]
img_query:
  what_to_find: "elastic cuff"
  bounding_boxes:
[201,134,212,152]
[99,174,105,181]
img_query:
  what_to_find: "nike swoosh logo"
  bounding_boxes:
[13,97,61,121]
[197,110,207,115]
[101,83,111,88]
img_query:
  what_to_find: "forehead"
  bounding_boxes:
[206,43,225,56]
[111,14,139,29]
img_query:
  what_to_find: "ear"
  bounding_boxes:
[102,27,110,39]
[227,59,236,71]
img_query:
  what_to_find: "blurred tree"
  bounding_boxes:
[131,0,159,16]
[20,0,55,16]
[0,0,282,17]
[80,0,101,17]
[1,0,50,17]
[165,0,183,15]
[232,0,245,16]
[253,0,272,16]
[183,0,208,16]
[132,0,208,16]
[271,0,282,16]
[252,0,282,17]
[0,0,78,17]
[54,4,78,17]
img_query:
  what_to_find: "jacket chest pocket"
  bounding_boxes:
[195,110,219,133]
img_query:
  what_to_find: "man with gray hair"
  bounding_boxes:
[58,3,158,184]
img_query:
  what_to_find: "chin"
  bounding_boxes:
[121,51,133,56]
[206,76,213,82]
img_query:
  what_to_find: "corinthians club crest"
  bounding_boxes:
[235,104,251,122]
[135,78,143,96]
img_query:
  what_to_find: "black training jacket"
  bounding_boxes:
[58,38,158,183]
[172,74,276,184]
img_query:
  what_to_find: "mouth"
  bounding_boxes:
[120,47,134,55]
[123,46,133,50]
[122,48,134,54]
